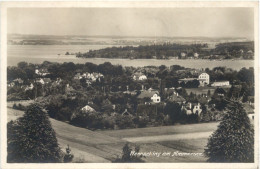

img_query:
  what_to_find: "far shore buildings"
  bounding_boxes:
[74,72,104,82]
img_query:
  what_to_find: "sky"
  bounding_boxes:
[7,8,254,39]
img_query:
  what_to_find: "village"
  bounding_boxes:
[7,61,254,130]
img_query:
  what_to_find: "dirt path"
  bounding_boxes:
[123,131,213,143]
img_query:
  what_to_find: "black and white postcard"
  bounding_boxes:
[0,1,259,169]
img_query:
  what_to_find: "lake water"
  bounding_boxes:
[7,45,254,70]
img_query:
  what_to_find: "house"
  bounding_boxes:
[122,109,131,116]
[190,69,201,76]
[248,112,254,120]
[35,68,49,76]
[139,75,147,81]
[193,103,202,115]
[180,52,187,59]
[36,78,51,85]
[151,93,161,103]
[178,78,197,84]
[211,81,230,87]
[198,73,210,86]
[198,95,210,104]
[133,72,147,81]
[214,88,227,97]
[137,88,161,103]
[123,90,137,95]
[167,92,186,104]
[81,105,95,113]
[25,83,34,91]
[56,78,62,84]
[36,78,45,84]
[85,72,104,82]
[194,53,199,58]
[8,82,15,87]
[101,99,115,112]
[43,78,51,84]
[248,96,254,106]
[243,103,254,121]
[182,102,202,115]
[74,73,82,80]
[13,78,24,85]
[182,102,192,115]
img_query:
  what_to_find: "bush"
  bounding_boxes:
[116,115,135,129]
[13,103,26,111]
[204,100,254,162]
[134,115,149,128]
[7,104,63,162]
[63,145,74,163]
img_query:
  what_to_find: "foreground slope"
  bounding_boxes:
[7,107,218,162]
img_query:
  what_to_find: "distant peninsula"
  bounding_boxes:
[76,42,254,60]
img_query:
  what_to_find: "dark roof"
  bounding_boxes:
[215,88,226,94]
[102,99,112,105]
[168,94,185,103]
[137,90,159,99]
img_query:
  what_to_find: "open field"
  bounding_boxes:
[7,107,218,162]
[7,100,34,108]
[98,122,218,138]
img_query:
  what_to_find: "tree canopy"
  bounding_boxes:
[204,100,254,162]
[7,104,63,162]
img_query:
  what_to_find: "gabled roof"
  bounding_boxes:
[168,94,185,103]
[122,109,131,116]
[81,105,95,112]
[102,98,112,105]
[137,90,159,99]
[215,88,226,94]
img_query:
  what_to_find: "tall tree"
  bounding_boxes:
[7,104,63,162]
[204,100,254,162]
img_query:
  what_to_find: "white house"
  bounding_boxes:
[81,105,95,113]
[137,88,161,103]
[36,78,45,85]
[193,103,202,115]
[182,102,202,115]
[74,73,82,80]
[248,113,254,120]
[181,52,186,58]
[198,73,210,86]
[151,93,161,103]
[35,68,49,76]
[138,75,147,81]
[194,53,199,58]
[211,81,230,87]
[133,72,147,81]
[25,83,34,91]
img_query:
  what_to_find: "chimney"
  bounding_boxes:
[142,85,144,91]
